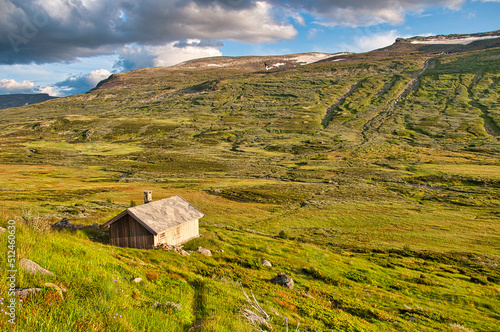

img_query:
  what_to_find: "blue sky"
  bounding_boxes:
[0,0,499,96]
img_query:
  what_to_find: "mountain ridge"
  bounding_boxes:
[0,93,58,109]
[91,30,500,94]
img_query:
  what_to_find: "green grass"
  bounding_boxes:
[0,43,499,331]
[1,221,498,331]
[0,162,497,330]
[24,141,143,156]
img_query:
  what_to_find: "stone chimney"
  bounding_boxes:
[143,190,152,204]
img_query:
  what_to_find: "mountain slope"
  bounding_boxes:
[0,30,499,332]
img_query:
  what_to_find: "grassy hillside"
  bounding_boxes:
[0,37,499,331]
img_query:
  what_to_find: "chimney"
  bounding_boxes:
[143,190,152,204]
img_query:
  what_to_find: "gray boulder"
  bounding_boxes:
[52,218,71,228]
[152,301,181,312]
[196,247,212,257]
[43,282,65,300]
[270,273,294,289]
[175,248,190,256]
[261,259,272,267]
[19,258,54,276]
[14,288,42,298]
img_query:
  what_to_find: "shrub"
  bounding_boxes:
[344,270,371,284]
[469,275,488,285]
[278,230,288,239]
[302,267,341,286]
[19,209,51,234]
[146,271,159,282]
[416,274,437,286]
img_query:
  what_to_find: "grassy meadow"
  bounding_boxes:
[0,43,499,331]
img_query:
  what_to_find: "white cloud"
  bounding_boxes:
[116,41,223,71]
[37,85,60,96]
[270,0,466,27]
[151,42,223,67]
[53,69,112,96]
[86,69,113,87]
[0,78,34,92]
[0,0,473,66]
[0,0,296,65]
[0,69,115,97]
[341,30,411,53]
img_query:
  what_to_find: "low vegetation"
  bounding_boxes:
[0,39,499,331]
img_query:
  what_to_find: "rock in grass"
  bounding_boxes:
[14,283,65,300]
[43,283,65,300]
[270,273,294,289]
[19,258,54,276]
[131,277,142,283]
[175,248,190,256]
[196,247,212,257]
[14,288,42,298]
[52,218,71,228]
[0,226,6,233]
[152,301,181,312]
[261,259,272,267]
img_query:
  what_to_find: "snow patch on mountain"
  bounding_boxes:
[410,35,500,45]
[266,62,285,70]
[291,52,348,65]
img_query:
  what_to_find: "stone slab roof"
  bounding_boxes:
[102,195,204,235]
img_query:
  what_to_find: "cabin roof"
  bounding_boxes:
[102,195,205,235]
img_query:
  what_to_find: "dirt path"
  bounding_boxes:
[189,279,207,332]
[392,58,434,108]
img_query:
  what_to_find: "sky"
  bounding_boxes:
[0,0,499,97]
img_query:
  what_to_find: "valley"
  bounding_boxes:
[0,31,499,331]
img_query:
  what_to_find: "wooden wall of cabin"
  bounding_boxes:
[155,219,199,247]
[109,215,154,249]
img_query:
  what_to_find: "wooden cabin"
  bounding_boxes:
[102,193,204,249]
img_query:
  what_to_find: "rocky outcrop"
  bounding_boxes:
[270,273,294,289]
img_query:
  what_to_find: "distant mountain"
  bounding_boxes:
[386,30,500,53]
[3,29,500,163]
[0,93,58,109]
[90,52,347,92]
